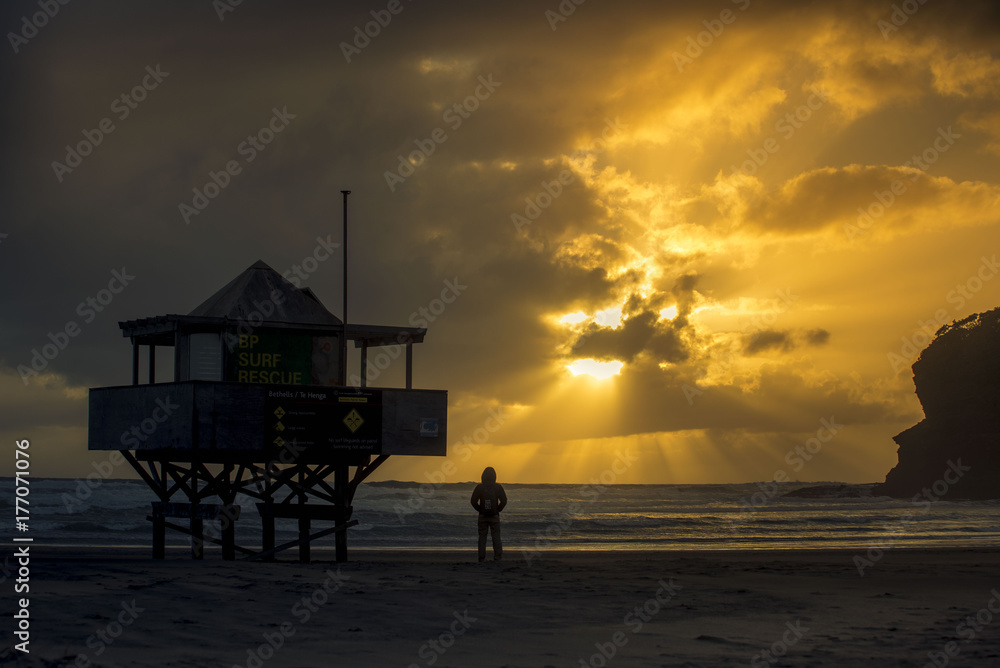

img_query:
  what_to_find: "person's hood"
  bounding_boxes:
[481,467,497,484]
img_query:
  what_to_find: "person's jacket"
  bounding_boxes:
[471,467,507,517]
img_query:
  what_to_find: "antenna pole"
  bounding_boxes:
[340,190,351,386]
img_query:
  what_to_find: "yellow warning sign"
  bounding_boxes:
[273,436,285,447]
[274,406,286,419]
[343,408,364,433]
[275,422,285,432]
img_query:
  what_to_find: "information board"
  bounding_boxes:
[264,386,382,453]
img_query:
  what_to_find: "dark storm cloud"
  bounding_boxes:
[744,330,792,355]
[670,273,699,326]
[571,310,688,364]
[0,0,984,387]
[743,328,831,355]
[0,0,676,350]
[805,328,830,346]
[2,0,999,479]
[566,275,699,367]
[738,166,998,235]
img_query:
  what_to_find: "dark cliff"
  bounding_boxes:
[874,306,1000,500]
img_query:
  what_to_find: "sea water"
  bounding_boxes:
[1,478,997,553]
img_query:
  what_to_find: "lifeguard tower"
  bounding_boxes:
[87,259,447,562]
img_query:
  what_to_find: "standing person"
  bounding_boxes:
[471,466,507,561]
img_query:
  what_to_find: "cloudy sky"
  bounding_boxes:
[2,0,999,484]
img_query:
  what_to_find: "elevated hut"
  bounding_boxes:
[88,260,447,562]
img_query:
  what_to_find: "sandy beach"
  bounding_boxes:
[4,546,999,667]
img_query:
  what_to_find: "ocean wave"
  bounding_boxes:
[3,479,996,551]
[54,521,146,533]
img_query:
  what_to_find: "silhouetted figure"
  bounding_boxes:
[471,466,507,561]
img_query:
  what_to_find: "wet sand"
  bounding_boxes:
[5,546,1000,667]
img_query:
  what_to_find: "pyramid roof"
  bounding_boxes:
[119,260,425,348]
[188,260,342,326]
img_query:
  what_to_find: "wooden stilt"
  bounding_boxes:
[221,521,236,560]
[191,464,203,559]
[246,520,358,562]
[155,462,167,559]
[360,344,368,387]
[126,455,386,562]
[221,466,236,561]
[121,453,167,559]
[299,516,311,563]
[336,465,349,563]
[405,342,413,389]
[191,517,204,559]
[131,339,139,386]
[298,468,310,564]
[152,510,166,559]
[146,517,254,555]
[262,503,275,562]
